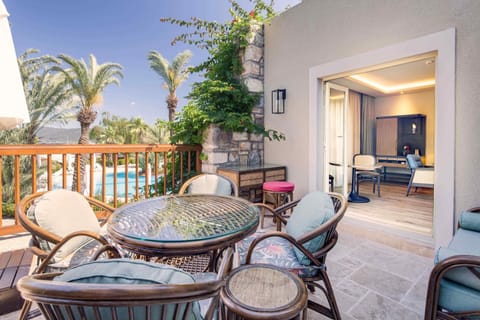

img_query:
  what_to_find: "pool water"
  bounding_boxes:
[95,171,155,198]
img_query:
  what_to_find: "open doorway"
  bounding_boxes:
[309,29,455,249]
[325,57,436,242]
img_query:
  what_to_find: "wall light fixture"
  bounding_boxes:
[271,89,286,114]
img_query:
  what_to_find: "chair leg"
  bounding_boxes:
[377,177,381,197]
[306,270,342,320]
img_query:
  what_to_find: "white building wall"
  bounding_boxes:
[264,0,480,218]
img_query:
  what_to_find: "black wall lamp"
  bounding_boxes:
[271,89,286,114]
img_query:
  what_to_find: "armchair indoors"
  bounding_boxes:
[179,173,238,196]
[424,208,480,319]
[236,191,347,319]
[406,154,434,196]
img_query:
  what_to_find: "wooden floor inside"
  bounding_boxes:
[343,182,434,240]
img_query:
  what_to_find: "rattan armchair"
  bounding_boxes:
[237,192,347,319]
[17,248,234,320]
[16,190,121,320]
[424,207,480,319]
[179,173,238,196]
[16,190,115,265]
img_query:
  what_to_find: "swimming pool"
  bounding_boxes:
[95,171,155,198]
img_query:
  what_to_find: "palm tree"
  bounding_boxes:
[146,119,170,144]
[128,117,150,144]
[18,49,75,144]
[148,50,192,122]
[53,54,123,191]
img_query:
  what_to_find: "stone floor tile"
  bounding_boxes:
[400,271,430,314]
[349,242,398,266]
[375,253,431,282]
[349,291,422,320]
[349,265,413,301]
[325,260,355,285]
[336,255,365,271]
[309,285,360,318]
[336,279,369,300]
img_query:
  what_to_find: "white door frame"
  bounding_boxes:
[308,28,455,249]
[324,82,349,197]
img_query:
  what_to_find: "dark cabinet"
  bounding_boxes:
[376,114,426,157]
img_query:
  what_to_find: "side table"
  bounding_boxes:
[221,264,307,320]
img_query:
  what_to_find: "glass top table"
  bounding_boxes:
[107,194,260,258]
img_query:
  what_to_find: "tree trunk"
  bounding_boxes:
[72,109,97,193]
[166,94,178,123]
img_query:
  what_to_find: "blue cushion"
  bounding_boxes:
[459,211,480,232]
[435,247,480,292]
[448,229,480,256]
[236,232,322,278]
[438,279,480,314]
[285,191,334,265]
[55,259,202,320]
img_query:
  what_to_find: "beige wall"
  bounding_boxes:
[264,0,480,215]
[375,89,435,164]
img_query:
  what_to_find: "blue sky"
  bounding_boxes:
[5,0,300,127]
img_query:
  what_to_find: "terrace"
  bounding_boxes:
[2,0,480,319]
[0,144,435,320]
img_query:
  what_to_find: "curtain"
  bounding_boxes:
[361,94,376,154]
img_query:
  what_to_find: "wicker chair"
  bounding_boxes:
[424,207,480,319]
[16,190,116,267]
[236,191,347,319]
[16,190,121,320]
[17,248,233,320]
[179,173,238,197]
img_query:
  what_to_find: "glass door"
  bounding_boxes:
[325,83,349,196]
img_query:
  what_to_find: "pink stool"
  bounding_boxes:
[262,181,295,229]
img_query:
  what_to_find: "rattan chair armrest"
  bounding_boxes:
[425,255,480,320]
[244,231,320,267]
[468,207,480,213]
[35,231,110,274]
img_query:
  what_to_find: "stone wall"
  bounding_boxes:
[201,24,265,173]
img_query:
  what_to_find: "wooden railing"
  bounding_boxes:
[0,144,202,236]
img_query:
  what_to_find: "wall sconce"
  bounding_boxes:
[271,89,286,114]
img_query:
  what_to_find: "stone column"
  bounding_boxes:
[201,24,265,173]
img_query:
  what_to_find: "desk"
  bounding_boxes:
[221,264,307,320]
[107,195,259,269]
[348,164,382,203]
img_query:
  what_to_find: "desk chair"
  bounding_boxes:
[353,154,381,197]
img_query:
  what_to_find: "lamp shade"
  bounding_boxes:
[0,0,29,130]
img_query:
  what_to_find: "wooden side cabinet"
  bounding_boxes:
[217,164,287,202]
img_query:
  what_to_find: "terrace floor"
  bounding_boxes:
[2,184,435,320]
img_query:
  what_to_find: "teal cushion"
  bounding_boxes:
[55,259,202,320]
[438,279,480,314]
[285,191,334,265]
[459,211,480,232]
[448,229,480,256]
[435,247,480,291]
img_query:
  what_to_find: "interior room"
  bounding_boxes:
[326,56,435,244]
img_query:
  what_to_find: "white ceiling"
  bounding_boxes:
[332,58,436,97]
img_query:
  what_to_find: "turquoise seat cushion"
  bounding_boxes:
[459,211,480,233]
[447,229,480,256]
[435,247,480,292]
[438,279,480,314]
[285,191,334,265]
[55,259,202,320]
[236,231,322,278]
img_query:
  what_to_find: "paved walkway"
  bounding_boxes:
[2,214,434,320]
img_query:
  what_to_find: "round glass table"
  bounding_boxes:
[107,194,260,260]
